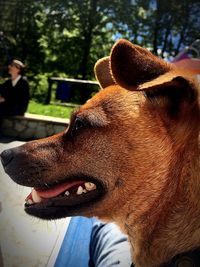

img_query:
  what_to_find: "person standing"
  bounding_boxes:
[0,59,30,116]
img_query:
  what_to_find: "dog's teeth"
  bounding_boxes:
[85,182,96,191]
[65,191,70,196]
[26,199,34,205]
[31,189,42,203]
[76,186,84,195]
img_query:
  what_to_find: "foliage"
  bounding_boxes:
[28,100,75,118]
[114,0,200,59]
[0,0,199,105]
[28,73,50,103]
[0,0,45,74]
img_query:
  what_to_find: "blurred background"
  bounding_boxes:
[0,0,199,106]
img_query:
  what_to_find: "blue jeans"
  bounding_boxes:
[89,219,132,267]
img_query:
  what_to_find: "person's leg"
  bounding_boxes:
[89,219,132,267]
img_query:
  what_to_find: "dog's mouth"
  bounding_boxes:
[24,177,106,219]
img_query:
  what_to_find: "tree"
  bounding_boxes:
[38,0,129,79]
[130,0,200,59]
[0,0,45,75]
[0,0,199,81]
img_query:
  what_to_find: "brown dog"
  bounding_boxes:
[1,39,200,267]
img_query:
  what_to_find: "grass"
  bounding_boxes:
[27,100,76,118]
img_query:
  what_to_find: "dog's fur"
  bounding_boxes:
[1,39,200,267]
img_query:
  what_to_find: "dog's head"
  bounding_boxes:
[1,39,199,224]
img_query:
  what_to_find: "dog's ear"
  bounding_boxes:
[110,39,198,117]
[139,72,198,115]
[110,39,172,90]
[94,56,115,89]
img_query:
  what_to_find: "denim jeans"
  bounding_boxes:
[89,219,132,267]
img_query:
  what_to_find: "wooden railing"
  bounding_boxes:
[45,77,99,104]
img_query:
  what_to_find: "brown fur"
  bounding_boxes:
[1,39,200,267]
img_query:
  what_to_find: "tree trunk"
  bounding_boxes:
[175,2,190,56]
[161,15,173,58]
[153,0,160,55]
[79,0,98,80]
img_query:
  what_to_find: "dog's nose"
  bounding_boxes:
[0,149,14,167]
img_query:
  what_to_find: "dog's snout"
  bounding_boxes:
[0,149,14,167]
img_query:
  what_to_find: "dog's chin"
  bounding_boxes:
[24,177,106,220]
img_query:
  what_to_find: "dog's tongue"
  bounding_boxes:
[36,180,84,198]
[25,180,97,205]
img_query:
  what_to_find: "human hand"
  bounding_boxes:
[0,96,5,103]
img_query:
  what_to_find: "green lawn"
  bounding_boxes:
[27,100,76,118]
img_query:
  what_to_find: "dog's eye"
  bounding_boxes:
[71,117,86,136]
[74,117,85,131]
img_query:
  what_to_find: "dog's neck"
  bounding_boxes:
[121,140,200,267]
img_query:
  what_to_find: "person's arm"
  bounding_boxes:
[0,96,5,103]
[0,82,6,94]
[173,58,200,74]
[0,81,8,102]
[16,78,30,114]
